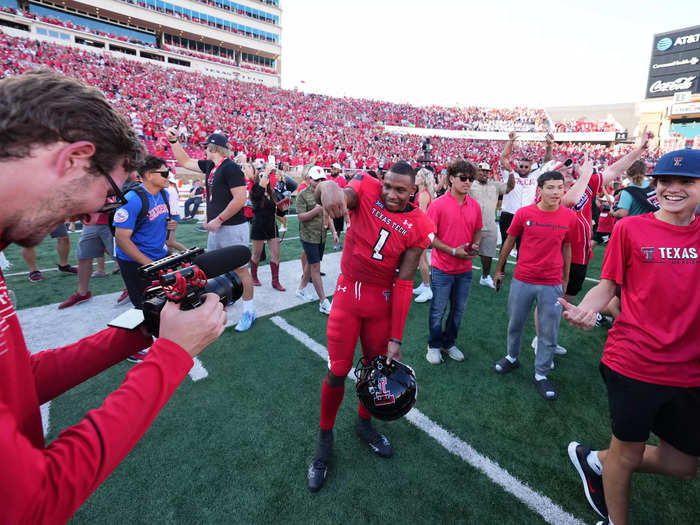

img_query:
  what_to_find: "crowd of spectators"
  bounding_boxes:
[0,31,659,176]
[554,119,618,133]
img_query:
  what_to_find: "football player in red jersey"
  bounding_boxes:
[306,161,435,492]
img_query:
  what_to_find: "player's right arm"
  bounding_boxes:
[315,180,358,218]
[165,127,201,172]
[499,131,517,170]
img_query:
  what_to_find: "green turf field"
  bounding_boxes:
[21,234,698,525]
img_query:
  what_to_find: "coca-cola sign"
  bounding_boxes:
[649,76,697,94]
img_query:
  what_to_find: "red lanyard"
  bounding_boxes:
[207,159,225,200]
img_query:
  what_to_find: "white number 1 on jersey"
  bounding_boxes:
[371,228,390,260]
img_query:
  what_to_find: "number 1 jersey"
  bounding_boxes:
[341,175,435,286]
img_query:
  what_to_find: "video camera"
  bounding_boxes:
[121,246,249,336]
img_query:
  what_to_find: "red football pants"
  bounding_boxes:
[320,275,392,429]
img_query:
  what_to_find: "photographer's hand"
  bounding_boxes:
[158,293,227,357]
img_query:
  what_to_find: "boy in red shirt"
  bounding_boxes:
[560,149,700,525]
[493,171,576,400]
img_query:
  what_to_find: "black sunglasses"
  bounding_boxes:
[96,170,128,213]
[456,175,475,182]
[154,169,171,178]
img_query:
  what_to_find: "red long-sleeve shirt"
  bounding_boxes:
[0,268,193,524]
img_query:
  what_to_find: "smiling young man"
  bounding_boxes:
[306,161,435,492]
[0,70,227,523]
[425,160,483,365]
[560,149,700,525]
[493,171,576,400]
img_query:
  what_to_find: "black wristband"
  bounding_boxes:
[389,338,402,345]
[168,139,177,144]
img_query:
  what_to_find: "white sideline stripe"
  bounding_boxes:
[188,357,209,381]
[4,260,116,278]
[270,315,585,525]
[40,401,51,438]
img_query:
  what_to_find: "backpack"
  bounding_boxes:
[620,185,660,214]
[109,184,171,235]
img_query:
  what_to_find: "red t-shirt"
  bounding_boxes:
[0,233,193,523]
[569,172,603,265]
[507,204,576,285]
[329,174,347,188]
[600,213,700,387]
[342,175,435,286]
[427,192,483,274]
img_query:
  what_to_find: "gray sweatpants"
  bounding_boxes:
[507,278,563,377]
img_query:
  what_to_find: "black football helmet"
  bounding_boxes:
[354,356,417,421]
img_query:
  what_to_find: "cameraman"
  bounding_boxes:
[0,70,227,524]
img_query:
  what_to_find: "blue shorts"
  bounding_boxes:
[301,240,324,265]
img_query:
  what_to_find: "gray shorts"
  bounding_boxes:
[207,222,250,259]
[479,229,498,258]
[50,223,69,238]
[76,224,114,259]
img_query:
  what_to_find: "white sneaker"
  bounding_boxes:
[304,283,319,299]
[296,288,312,301]
[532,336,567,356]
[319,299,332,315]
[426,347,443,365]
[531,337,556,369]
[443,345,465,361]
[278,225,287,233]
[415,288,433,303]
[413,283,426,295]
[479,275,496,289]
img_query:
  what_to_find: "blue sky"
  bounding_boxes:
[280,0,700,107]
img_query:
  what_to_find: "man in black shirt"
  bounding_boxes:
[167,129,256,331]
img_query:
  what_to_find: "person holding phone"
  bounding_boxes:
[424,160,482,365]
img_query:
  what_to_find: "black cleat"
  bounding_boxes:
[308,429,333,492]
[568,441,607,518]
[356,418,393,458]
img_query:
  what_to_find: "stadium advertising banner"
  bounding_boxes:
[647,25,700,98]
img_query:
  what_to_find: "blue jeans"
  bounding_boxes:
[428,267,472,349]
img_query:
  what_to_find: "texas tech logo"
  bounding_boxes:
[641,247,656,261]
[373,377,396,406]
[673,157,683,167]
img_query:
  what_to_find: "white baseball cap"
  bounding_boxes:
[308,166,326,181]
[478,162,491,171]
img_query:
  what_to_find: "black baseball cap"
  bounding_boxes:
[201,133,229,148]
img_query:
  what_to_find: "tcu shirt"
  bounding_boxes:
[342,175,435,286]
[601,213,700,387]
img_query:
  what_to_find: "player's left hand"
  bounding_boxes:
[558,298,597,330]
[167,219,177,231]
[386,340,402,365]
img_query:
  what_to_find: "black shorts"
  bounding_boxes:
[565,263,588,297]
[600,363,700,456]
[250,217,278,241]
[301,240,324,265]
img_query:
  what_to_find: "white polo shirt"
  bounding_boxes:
[500,169,541,214]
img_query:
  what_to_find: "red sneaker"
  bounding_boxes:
[28,271,45,282]
[116,288,130,304]
[58,291,92,309]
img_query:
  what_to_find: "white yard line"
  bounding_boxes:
[40,401,51,438]
[270,316,585,525]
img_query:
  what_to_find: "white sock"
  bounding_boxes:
[587,450,603,475]
[505,355,517,363]
[534,373,547,381]
[243,299,254,313]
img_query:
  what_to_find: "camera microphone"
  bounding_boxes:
[192,245,251,278]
